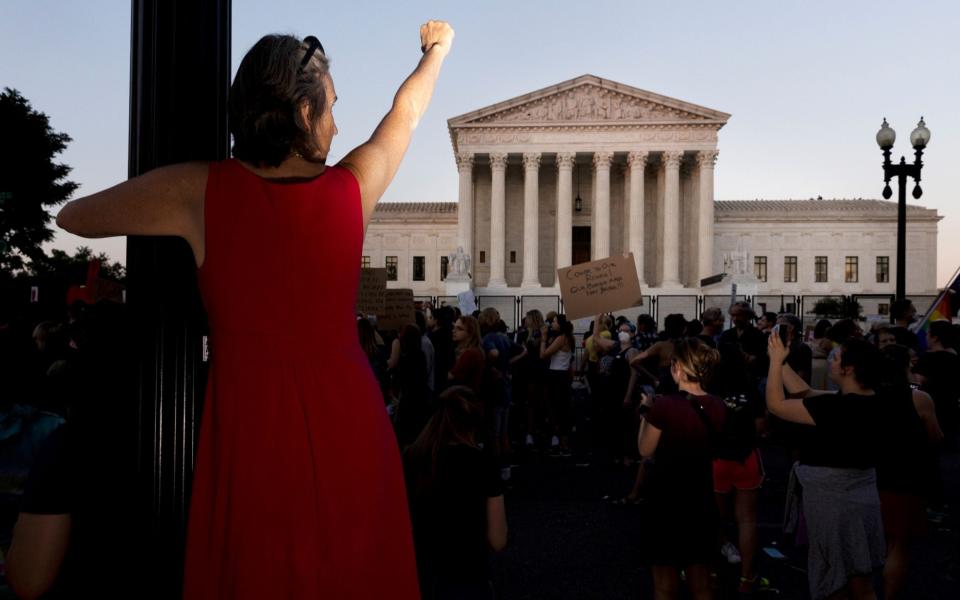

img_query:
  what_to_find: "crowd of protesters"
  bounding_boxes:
[1,295,956,599]
[363,296,958,599]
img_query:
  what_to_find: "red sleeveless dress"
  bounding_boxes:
[185,159,420,599]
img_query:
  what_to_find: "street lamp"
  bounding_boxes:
[876,117,930,302]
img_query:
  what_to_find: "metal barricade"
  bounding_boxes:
[519,295,560,323]
[655,295,699,328]
[753,295,799,316]
[477,295,519,331]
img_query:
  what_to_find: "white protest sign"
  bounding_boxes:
[457,290,477,315]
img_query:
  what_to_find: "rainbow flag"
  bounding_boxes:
[913,266,960,351]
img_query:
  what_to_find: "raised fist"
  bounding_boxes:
[420,20,454,55]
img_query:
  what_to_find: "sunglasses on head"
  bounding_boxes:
[299,36,325,72]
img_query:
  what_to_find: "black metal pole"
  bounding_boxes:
[128,1,230,596]
[896,167,907,303]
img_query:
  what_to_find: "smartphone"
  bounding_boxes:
[775,324,789,344]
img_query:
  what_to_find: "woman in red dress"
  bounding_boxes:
[56,21,454,599]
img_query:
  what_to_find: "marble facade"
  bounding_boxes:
[448,75,727,293]
[362,75,941,299]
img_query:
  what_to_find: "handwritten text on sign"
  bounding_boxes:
[557,253,643,321]
[357,268,387,315]
[377,288,415,331]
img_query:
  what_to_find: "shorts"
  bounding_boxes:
[879,490,928,540]
[713,449,764,492]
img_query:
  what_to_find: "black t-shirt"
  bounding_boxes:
[800,392,887,469]
[890,325,921,353]
[404,444,504,582]
[914,350,960,435]
[875,385,932,493]
[718,326,769,378]
[513,329,546,385]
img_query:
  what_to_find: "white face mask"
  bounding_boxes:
[618,331,631,344]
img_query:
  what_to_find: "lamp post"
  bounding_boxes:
[876,117,930,302]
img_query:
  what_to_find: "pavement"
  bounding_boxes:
[490,439,960,599]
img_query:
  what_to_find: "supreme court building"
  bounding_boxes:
[364,75,940,303]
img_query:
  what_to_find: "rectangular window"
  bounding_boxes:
[876,256,890,283]
[479,250,486,264]
[815,256,828,282]
[784,256,797,283]
[361,256,370,269]
[385,256,398,281]
[510,250,517,264]
[753,256,767,282]
[845,256,859,283]
[440,256,448,281]
[412,256,425,281]
[879,303,890,316]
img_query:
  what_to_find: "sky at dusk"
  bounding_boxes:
[2,0,958,285]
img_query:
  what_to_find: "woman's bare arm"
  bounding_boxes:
[486,495,508,552]
[541,336,565,359]
[638,419,661,459]
[55,162,207,264]
[912,389,944,444]
[766,334,816,425]
[339,21,454,226]
[387,338,401,370]
[6,513,71,600]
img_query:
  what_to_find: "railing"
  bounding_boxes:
[420,293,930,332]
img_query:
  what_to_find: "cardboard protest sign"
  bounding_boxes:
[557,253,644,321]
[457,290,477,315]
[377,288,415,331]
[357,268,387,315]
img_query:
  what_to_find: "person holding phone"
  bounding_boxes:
[775,314,812,384]
[766,333,887,600]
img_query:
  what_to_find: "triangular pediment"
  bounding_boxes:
[448,75,730,128]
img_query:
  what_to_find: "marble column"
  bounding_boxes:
[661,151,683,287]
[627,151,648,287]
[592,151,613,260]
[488,153,508,287]
[456,152,474,260]
[555,152,575,272]
[696,150,718,285]
[521,152,542,287]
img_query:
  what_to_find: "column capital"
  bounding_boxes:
[592,151,614,169]
[455,152,474,171]
[662,150,684,169]
[626,151,649,169]
[522,152,542,171]
[556,152,576,170]
[696,149,719,168]
[489,152,508,170]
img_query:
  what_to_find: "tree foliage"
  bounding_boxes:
[29,246,126,283]
[0,88,78,272]
[810,297,863,320]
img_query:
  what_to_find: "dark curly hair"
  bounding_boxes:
[229,34,330,167]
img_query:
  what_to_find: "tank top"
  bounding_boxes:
[550,349,573,371]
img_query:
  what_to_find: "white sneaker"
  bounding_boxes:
[720,541,742,564]
[525,434,535,446]
[551,435,560,447]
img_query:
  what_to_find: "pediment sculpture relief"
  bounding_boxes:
[471,85,705,124]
